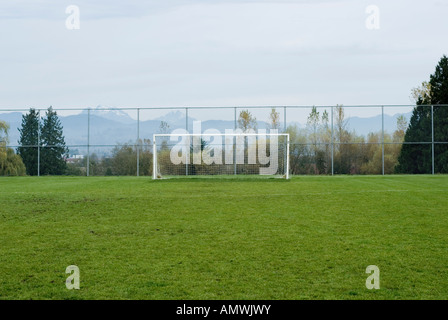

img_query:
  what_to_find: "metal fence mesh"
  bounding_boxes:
[1,105,447,176]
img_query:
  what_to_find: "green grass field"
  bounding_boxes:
[1,175,447,300]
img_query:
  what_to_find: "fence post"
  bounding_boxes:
[137,108,140,177]
[283,107,287,133]
[284,107,287,175]
[186,108,188,176]
[431,105,434,175]
[286,134,290,179]
[382,106,385,175]
[331,106,334,176]
[87,108,90,177]
[234,107,237,175]
[37,109,40,177]
[153,137,157,179]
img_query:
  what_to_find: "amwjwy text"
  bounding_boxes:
[176,304,271,317]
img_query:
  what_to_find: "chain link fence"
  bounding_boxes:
[1,105,447,176]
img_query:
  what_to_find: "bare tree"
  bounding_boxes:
[238,110,257,132]
[268,108,280,131]
[334,105,351,174]
[410,81,432,104]
[159,121,170,134]
[393,115,408,143]
[159,121,170,150]
[307,106,320,151]
[0,120,9,146]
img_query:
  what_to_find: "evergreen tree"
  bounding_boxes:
[431,55,448,173]
[396,55,448,173]
[395,105,432,173]
[40,107,68,175]
[17,108,40,175]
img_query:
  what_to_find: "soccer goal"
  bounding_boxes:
[153,132,290,179]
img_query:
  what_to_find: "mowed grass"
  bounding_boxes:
[0,175,447,300]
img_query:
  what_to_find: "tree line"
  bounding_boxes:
[66,139,153,176]
[285,106,407,175]
[1,107,69,176]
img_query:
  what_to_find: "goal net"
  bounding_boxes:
[153,132,290,179]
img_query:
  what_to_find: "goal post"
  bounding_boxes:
[153,132,290,179]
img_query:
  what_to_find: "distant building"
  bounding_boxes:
[66,154,84,163]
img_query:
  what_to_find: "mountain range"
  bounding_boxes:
[1,106,411,155]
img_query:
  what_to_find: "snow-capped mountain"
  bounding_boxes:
[82,105,136,124]
[155,110,194,127]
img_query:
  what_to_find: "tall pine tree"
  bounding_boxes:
[17,108,40,175]
[40,107,68,175]
[431,55,448,173]
[395,105,432,173]
[396,55,448,173]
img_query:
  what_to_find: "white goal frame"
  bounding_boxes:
[153,133,290,179]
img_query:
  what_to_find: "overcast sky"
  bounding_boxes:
[0,0,447,116]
